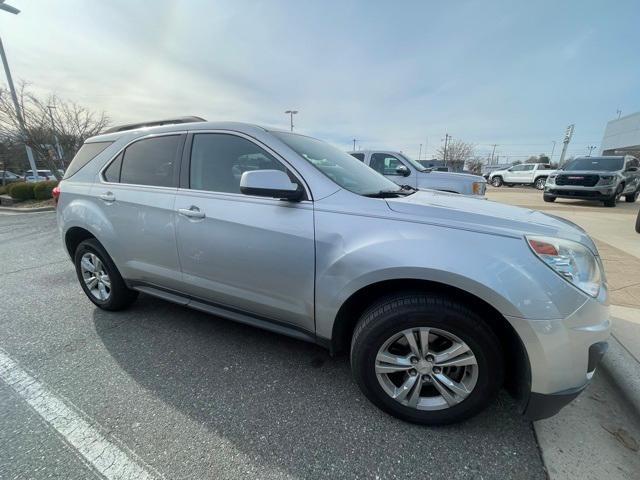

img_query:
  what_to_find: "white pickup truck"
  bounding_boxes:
[488,163,556,190]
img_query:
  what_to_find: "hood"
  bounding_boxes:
[385,190,597,252]
[421,170,486,183]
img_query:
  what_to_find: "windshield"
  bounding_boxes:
[398,153,427,171]
[273,131,402,196]
[563,157,624,172]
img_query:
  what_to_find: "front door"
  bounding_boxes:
[174,132,316,332]
[368,153,415,187]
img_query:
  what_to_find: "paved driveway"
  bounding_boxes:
[0,211,545,479]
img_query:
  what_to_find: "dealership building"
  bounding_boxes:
[601,111,640,156]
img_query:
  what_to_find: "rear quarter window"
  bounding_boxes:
[63,141,113,179]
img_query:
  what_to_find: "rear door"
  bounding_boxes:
[174,131,315,332]
[94,133,184,290]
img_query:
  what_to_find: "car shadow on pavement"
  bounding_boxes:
[93,294,545,479]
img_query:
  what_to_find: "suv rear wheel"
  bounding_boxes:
[350,293,503,425]
[491,176,503,187]
[74,239,138,311]
[534,177,547,190]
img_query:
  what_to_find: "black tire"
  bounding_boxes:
[543,194,556,203]
[350,293,503,425]
[534,177,547,190]
[491,176,503,187]
[636,210,640,234]
[624,189,639,203]
[603,185,623,208]
[73,238,138,311]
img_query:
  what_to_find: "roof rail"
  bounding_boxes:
[103,116,206,134]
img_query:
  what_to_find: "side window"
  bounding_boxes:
[350,153,365,162]
[370,153,403,175]
[522,165,535,171]
[510,165,524,171]
[189,133,291,194]
[120,135,181,187]
[103,152,123,183]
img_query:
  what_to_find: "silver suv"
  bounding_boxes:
[57,119,609,425]
[544,155,640,207]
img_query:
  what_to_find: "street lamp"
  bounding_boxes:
[0,1,39,180]
[586,145,596,157]
[285,110,298,132]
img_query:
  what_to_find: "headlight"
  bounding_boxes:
[546,175,556,185]
[599,175,614,185]
[526,235,602,297]
[472,182,485,195]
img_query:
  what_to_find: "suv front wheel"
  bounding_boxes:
[350,293,503,425]
[604,184,624,208]
[74,238,138,311]
[491,176,503,187]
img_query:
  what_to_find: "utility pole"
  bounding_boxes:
[490,144,498,165]
[0,3,39,182]
[617,109,622,119]
[558,124,574,167]
[443,134,451,165]
[284,110,298,132]
[418,143,422,161]
[586,145,596,157]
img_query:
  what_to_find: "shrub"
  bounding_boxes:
[0,185,6,195]
[33,180,59,200]
[8,181,35,201]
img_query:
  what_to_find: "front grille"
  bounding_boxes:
[555,174,600,187]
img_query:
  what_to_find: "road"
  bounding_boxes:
[0,211,545,479]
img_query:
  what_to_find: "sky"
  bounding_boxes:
[1,0,639,162]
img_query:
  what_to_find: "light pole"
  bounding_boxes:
[418,143,422,161]
[352,138,357,150]
[0,2,39,180]
[586,145,596,157]
[550,141,556,161]
[284,110,298,132]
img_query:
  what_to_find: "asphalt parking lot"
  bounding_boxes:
[0,211,546,479]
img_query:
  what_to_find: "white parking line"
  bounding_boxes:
[0,348,159,480]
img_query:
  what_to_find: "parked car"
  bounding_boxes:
[348,150,486,196]
[0,170,21,183]
[488,163,556,189]
[57,119,609,425]
[544,156,640,207]
[24,169,58,182]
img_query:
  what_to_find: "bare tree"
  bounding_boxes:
[0,83,109,179]
[436,139,475,172]
[466,156,484,174]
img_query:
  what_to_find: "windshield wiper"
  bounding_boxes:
[363,186,417,198]
[362,189,404,198]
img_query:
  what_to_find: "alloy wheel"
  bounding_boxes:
[80,252,111,301]
[375,327,478,410]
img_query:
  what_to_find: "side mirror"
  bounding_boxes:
[240,169,303,201]
[395,165,410,177]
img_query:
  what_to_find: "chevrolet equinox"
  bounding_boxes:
[57,118,610,425]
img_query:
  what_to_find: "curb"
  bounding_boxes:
[0,205,55,213]
[600,332,640,415]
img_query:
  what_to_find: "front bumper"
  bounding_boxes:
[544,184,616,200]
[523,341,608,420]
[506,289,610,420]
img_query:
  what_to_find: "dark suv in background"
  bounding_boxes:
[543,156,640,207]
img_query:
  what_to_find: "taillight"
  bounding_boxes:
[52,186,61,206]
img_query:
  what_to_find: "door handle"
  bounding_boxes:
[99,192,115,203]
[177,206,206,219]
